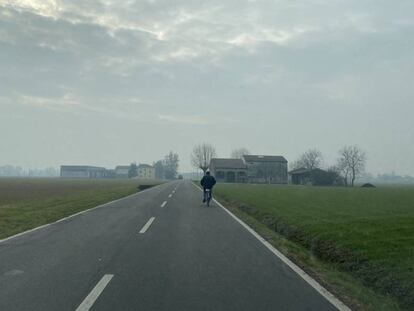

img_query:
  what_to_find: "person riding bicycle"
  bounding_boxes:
[200,171,216,203]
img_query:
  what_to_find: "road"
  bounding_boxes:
[0,180,345,311]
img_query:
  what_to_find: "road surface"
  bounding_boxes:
[0,180,344,311]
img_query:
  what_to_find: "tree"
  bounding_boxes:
[164,151,179,180]
[292,149,323,170]
[128,162,138,178]
[337,145,366,187]
[191,143,216,174]
[231,148,250,159]
[153,160,165,180]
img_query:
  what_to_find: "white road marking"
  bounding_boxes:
[75,274,114,311]
[161,201,167,207]
[0,182,164,244]
[139,217,156,234]
[191,183,351,311]
[168,194,172,198]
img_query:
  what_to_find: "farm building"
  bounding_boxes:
[289,168,339,186]
[115,166,130,178]
[60,166,107,179]
[137,164,155,179]
[210,155,288,184]
[209,158,247,183]
[243,155,288,184]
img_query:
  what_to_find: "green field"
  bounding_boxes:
[0,178,158,240]
[214,184,414,310]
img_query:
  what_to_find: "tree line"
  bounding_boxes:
[127,151,180,180]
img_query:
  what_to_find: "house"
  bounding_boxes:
[209,158,248,183]
[115,165,130,178]
[243,155,288,184]
[289,168,338,186]
[210,155,288,184]
[60,166,106,179]
[137,164,155,179]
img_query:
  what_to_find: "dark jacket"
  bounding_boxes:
[201,175,216,189]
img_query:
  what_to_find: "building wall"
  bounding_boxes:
[60,167,106,179]
[213,169,247,183]
[115,168,129,178]
[138,167,155,179]
[245,161,288,184]
[61,170,89,178]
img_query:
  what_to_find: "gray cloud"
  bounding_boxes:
[1,0,413,174]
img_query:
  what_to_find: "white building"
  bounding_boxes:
[138,164,155,179]
[115,165,130,178]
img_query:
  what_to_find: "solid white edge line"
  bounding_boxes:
[0,182,165,244]
[139,217,156,234]
[191,183,351,311]
[161,201,167,207]
[75,274,114,311]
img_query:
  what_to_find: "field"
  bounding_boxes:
[0,178,158,240]
[214,184,414,310]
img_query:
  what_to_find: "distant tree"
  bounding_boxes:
[164,151,179,180]
[191,143,216,174]
[337,146,366,187]
[231,148,250,159]
[292,149,323,170]
[153,160,165,180]
[128,162,138,178]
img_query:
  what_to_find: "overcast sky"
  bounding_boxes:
[1,0,413,174]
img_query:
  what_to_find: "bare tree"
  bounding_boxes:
[292,149,323,170]
[337,145,366,187]
[164,151,179,180]
[231,147,250,159]
[191,143,216,174]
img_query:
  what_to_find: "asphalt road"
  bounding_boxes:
[0,180,342,311]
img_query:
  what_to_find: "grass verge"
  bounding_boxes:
[0,178,159,240]
[214,184,413,310]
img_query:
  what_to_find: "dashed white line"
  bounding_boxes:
[139,217,156,234]
[168,194,172,198]
[75,274,114,311]
[161,201,167,208]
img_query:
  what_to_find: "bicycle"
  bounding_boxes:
[204,189,212,207]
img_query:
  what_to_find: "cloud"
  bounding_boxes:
[158,114,209,125]
[1,0,414,173]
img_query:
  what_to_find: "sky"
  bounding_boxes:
[1,0,413,174]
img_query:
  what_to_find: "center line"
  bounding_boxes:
[139,217,156,234]
[161,201,167,207]
[75,274,114,311]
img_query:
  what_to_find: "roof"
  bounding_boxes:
[288,167,310,175]
[115,165,130,170]
[242,155,287,163]
[210,158,247,169]
[288,168,327,175]
[138,164,153,169]
[61,165,106,171]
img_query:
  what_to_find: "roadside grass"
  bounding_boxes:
[214,184,414,311]
[0,178,159,239]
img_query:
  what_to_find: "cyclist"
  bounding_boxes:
[200,171,216,203]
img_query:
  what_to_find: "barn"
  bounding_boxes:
[210,155,288,184]
[60,166,107,178]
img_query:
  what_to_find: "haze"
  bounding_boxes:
[1,0,413,174]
